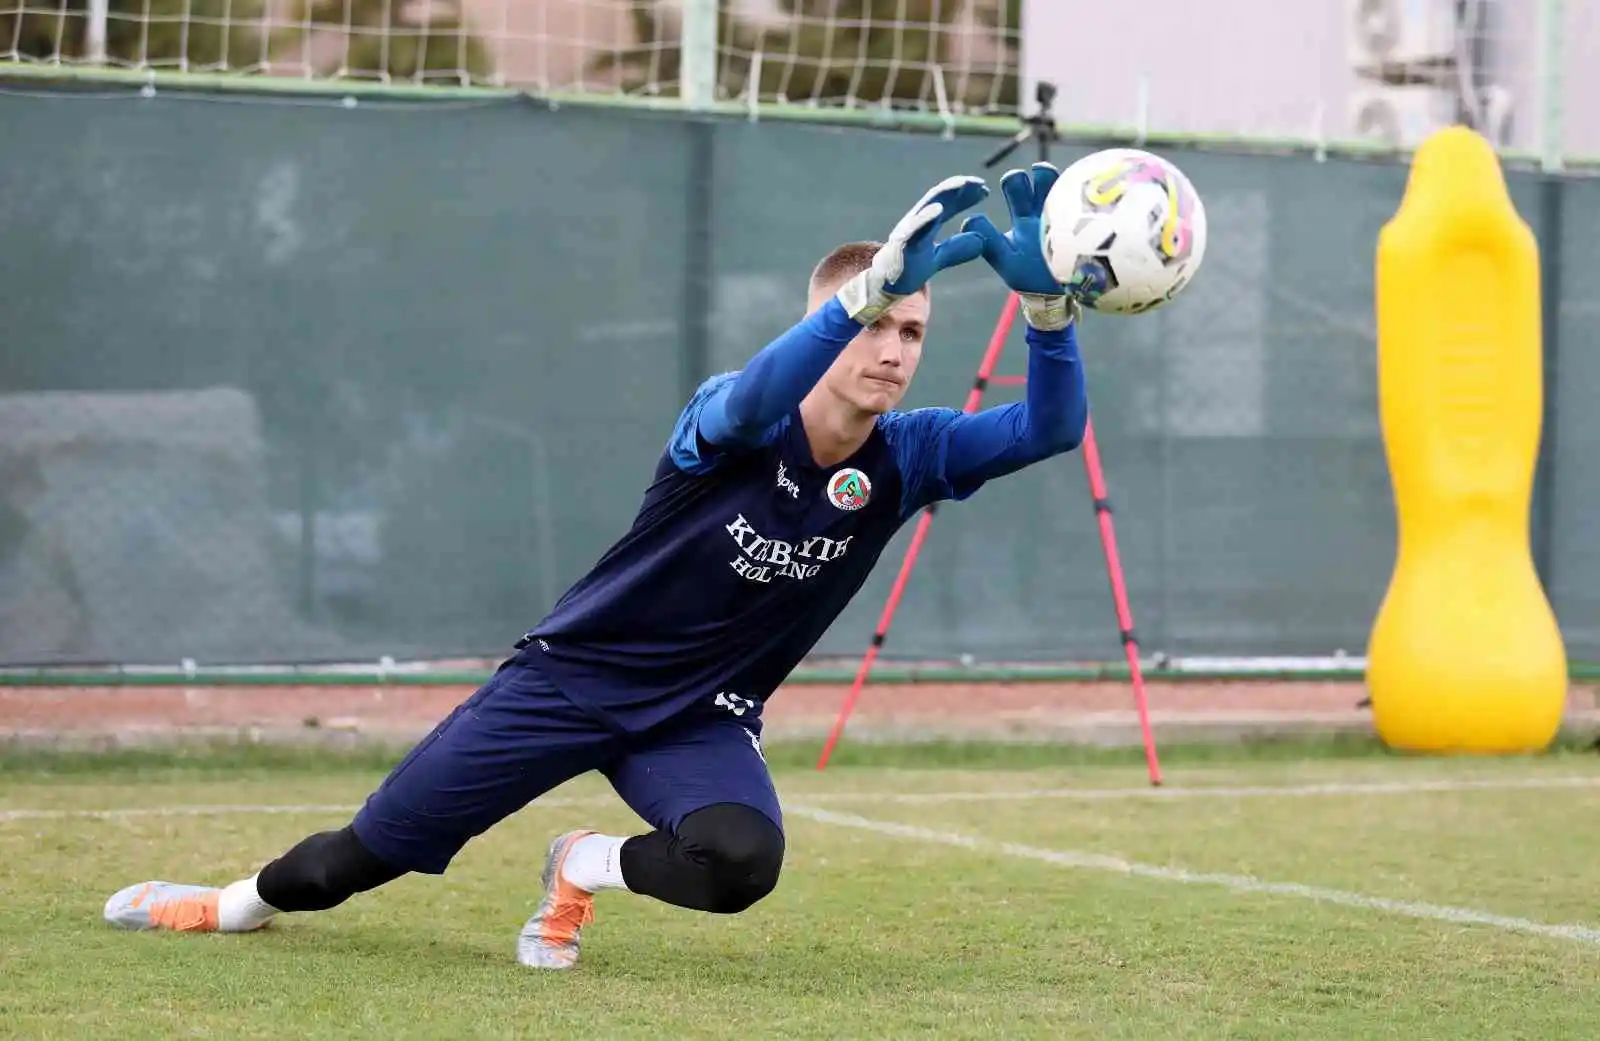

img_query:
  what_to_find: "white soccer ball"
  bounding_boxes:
[1039,147,1207,315]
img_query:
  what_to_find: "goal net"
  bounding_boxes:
[0,0,1023,116]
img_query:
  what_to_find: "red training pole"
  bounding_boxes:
[814,293,1021,769]
[1079,419,1163,786]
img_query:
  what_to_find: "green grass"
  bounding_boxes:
[12,729,1600,781]
[4,742,1600,1039]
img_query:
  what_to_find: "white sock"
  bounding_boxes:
[560,834,630,893]
[217,874,280,932]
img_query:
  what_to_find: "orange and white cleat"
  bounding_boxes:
[516,830,598,970]
[103,881,232,932]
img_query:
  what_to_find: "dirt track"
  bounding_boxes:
[5,676,1597,749]
[5,676,1594,750]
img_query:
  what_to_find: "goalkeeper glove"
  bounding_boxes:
[836,175,989,326]
[961,162,1081,332]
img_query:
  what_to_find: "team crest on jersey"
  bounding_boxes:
[826,468,872,511]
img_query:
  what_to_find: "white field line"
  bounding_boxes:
[5,775,1600,823]
[786,805,1600,948]
[13,781,1600,945]
[795,775,1600,804]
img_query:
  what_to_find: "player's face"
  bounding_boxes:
[823,292,930,415]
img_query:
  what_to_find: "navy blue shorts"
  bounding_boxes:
[349,660,780,874]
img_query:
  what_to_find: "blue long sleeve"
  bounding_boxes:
[698,297,862,448]
[943,321,1088,485]
[884,320,1088,516]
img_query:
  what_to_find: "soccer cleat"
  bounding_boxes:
[104,881,226,932]
[516,830,598,970]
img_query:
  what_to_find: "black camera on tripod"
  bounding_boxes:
[984,80,1060,170]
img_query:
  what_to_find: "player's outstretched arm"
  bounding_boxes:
[884,163,1090,512]
[936,317,1087,485]
[672,177,989,472]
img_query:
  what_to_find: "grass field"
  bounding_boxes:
[4,738,1600,1040]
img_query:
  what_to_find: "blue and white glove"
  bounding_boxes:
[836,175,990,325]
[962,162,1080,332]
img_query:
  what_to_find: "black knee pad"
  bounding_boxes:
[257,826,403,913]
[675,804,785,913]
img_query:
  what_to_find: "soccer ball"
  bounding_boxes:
[1039,148,1207,315]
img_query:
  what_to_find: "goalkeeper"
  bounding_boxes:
[102,164,1091,970]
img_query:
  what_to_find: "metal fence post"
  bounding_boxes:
[680,120,714,403]
[681,0,719,111]
[1538,0,1565,171]
[1532,174,1563,588]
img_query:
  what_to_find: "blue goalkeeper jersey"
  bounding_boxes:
[520,297,1087,732]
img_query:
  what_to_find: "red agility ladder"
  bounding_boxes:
[814,292,1163,785]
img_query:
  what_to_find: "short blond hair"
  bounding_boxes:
[808,241,932,300]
